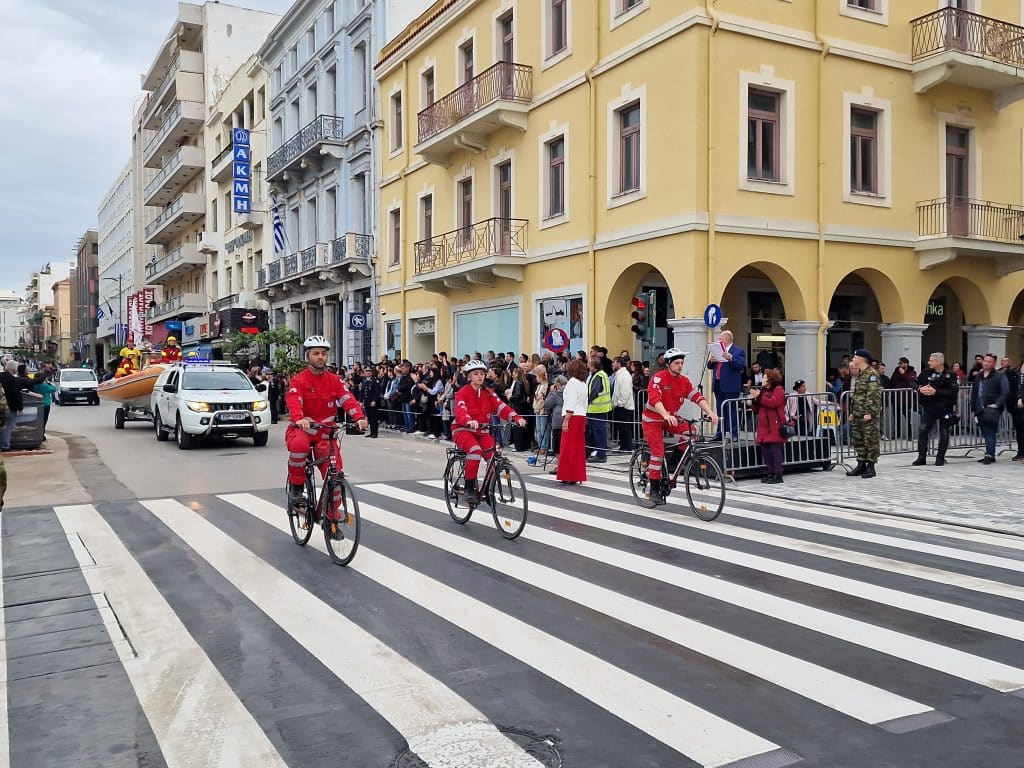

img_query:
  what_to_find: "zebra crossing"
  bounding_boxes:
[4,474,1024,768]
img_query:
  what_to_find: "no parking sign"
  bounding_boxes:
[543,327,569,354]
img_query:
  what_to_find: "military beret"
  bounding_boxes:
[852,348,874,363]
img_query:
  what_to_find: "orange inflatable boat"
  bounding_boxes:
[98,365,166,410]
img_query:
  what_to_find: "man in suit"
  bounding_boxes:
[707,329,746,440]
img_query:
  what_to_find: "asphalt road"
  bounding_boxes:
[3,399,1023,767]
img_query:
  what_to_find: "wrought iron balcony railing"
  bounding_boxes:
[414,218,528,276]
[211,294,239,311]
[331,233,373,263]
[917,197,1024,242]
[267,115,345,178]
[417,62,533,144]
[911,8,1024,68]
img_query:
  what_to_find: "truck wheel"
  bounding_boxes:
[114,408,125,429]
[253,431,269,447]
[175,418,193,450]
[154,411,169,442]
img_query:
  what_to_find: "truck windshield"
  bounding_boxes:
[60,371,96,382]
[183,371,253,391]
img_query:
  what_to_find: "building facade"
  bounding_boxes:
[97,162,134,365]
[51,277,76,365]
[73,230,99,363]
[257,0,402,365]
[0,291,26,352]
[23,262,74,360]
[136,1,280,350]
[375,0,1024,385]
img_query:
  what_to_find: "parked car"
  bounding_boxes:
[151,361,270,449]
[54,368,100,405]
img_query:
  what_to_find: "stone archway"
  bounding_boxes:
[602,262,676,360]
[921,275,998,369]
[828,268,910,370]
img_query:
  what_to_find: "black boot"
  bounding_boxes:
[861,461,876,479]
[846,461,866,477]
[911,455,927,466]
[464,478,479,505]
[935,434,949,467]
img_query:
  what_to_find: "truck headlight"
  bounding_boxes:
[252,400,269,411]
[186,401,211,412]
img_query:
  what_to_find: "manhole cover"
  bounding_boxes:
[390,724,562,768]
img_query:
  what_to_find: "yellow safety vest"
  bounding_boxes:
[587,370,613,414]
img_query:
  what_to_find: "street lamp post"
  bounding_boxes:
[101,274,125,362]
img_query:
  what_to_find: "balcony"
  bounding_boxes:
[142,50,204,130]
[911,8,1024,107]
[211,294,240,311]
[210,143,235,183]
[916,197,1024,274]
[144,193,205,246]
[198,231,223,255]
[148,293,207,323]
[415,62,532,165]
[144,243,205,285]
[413,218,528,294]
[330,232,373,276]
[144,100,205,168]
[143,145,204,207]
[266,115,345,182]
[236,199,265,231]
[256,243,340,295]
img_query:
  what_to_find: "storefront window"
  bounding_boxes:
[537,296,583,357]
[386,320,401,360]
[455,306,520,358]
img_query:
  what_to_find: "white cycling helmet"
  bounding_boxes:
[303,335,331,350]
[463,360,488,372]
[664,347,688,363]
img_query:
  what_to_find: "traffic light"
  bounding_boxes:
[630,295,648,340]
[645,289,656,342]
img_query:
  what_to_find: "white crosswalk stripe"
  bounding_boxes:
[15,475,1024,768]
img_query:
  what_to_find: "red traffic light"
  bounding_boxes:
[630,296,647,310]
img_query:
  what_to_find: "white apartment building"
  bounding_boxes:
[0,290,26,351]
[135,1,280,350]
[257,0,423,364]
[97,161,133,363]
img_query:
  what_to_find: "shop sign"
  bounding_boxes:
[412,318,435,335]
[225,230,253,254]
[232,128,252,214]
[925,300,945,318]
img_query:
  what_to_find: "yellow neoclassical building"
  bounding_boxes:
[375,0,1024,386]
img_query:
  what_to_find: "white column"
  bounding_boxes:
[322,298,338,365]
[666,317,714,419]
[878,323,929,370]
[964,325,1011,362]
[780,320,824,390]
[284,305,299,333]
[304,303,318,337]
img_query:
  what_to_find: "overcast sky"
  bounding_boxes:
[0,0,291,295]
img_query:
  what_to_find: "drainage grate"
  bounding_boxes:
[390,725,563,768]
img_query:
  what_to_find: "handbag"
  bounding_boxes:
[778,419,797,439]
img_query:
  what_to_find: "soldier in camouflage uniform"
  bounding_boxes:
[846,348,882,479]
[0,384,8,510]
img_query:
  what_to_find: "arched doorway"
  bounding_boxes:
[603,263,676,363]
[1007,291,1024,363]
[921,277,991,371]
[826,268,906,371]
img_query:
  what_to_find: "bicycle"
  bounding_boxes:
[443,422,528,539]
[285,420,361,566]
[628,416,726,520]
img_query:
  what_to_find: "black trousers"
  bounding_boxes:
[1010,407,1024,456]
[917,410,950,459]
[612,406,634,452]
[365,405,379,436]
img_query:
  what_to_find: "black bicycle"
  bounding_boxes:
[286,421,361,565]
[443,423,528,539]
[628,416,726,520]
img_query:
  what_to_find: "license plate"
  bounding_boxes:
[220,412,248,421]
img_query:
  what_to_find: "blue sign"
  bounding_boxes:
[348,312,368,330]
[232,128,251,214]
[164,321,183,333]
[703,303,722,329]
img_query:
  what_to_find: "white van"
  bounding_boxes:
[151,361,271,449]
[54,368,100,406]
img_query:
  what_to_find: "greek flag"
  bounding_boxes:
[271,194,285,255]
[96,306,105,320]
[114,323,127,347]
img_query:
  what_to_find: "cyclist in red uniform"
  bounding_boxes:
[286,336,368,507]
[453,360,527,503]
[642,348,718,505]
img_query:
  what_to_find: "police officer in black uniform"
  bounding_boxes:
[360,366,381,438]
[913,352,958,466]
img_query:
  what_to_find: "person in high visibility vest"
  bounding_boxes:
[585,356,613,463]
[160,336,182,364]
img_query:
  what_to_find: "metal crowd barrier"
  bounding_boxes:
[837,384,1017,458]
[716,392,842,476]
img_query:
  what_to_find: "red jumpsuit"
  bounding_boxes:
[642,370,706,480]
[160,345,182,363]
[452,384,518,480]
[285,368,365,486]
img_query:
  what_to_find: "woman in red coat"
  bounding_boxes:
[751,368,787,483]
[556,358,589,484]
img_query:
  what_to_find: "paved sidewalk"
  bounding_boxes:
[730,452,1024,536]
[2,433,90,509]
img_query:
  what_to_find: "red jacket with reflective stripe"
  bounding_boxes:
[645,370,705,420]
[286,368,364,424]
[453,384,517,428]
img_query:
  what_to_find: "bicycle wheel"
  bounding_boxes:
[286,473,316,546]
[322,474,360,566]
[684,452,726,522]
[488,461,528,540]
[628,449,657,509]
[443,456,473,524]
